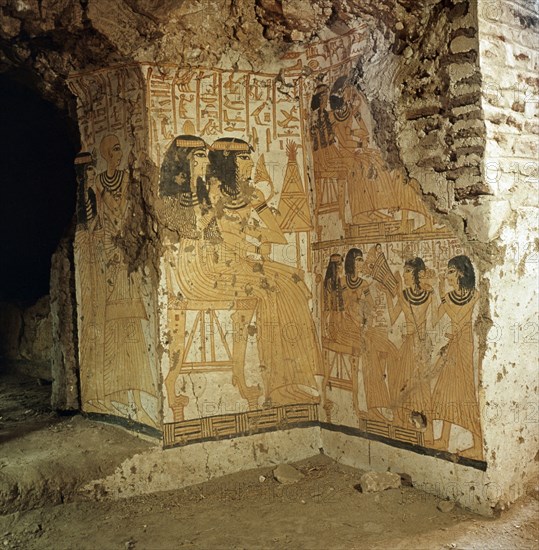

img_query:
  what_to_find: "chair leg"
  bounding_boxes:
[165,308,189,422]
[231,309,262,410]
[351,356,362,421]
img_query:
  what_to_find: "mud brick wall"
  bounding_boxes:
[396,0,487,212]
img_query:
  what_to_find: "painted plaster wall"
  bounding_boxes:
[302,31,485,467]
[141,62,318,445]
[146,27,487,466]
[68,59,324,440]
[145,27,482,461]
[69,65,161,429]
[141,61,322,446]
[68,29,487,462]
[318,0,539,512]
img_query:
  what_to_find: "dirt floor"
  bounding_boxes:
[0,369,153,515]
[1,368,538,550]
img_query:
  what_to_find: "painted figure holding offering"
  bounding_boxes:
[432,255,481,458]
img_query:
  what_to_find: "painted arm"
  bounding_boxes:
[433,274,449,324]
[363,281,375,309]
[386,292,402,326]
[380,272,403,326]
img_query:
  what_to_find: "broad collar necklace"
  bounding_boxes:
[403,286,430,306]
[448,288,475,305]
[221,182,248,210]
[100,170,123,196]
[346,274,364,290]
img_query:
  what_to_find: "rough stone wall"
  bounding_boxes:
[395,0,487,211]
[0,0,279,112]
[50,233,79,410]
[0,297,53,380]
[18,296,52,365]
[0,302,22,361]
[0,1,462,108]
[357,0,538,511]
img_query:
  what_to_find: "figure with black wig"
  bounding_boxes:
[158,133,219,241]
[98,134,128,231]
[328,75,370,152]
[343,248,397,421]
[319,74,436,233]
[158,133,228,417]
[323,249,376,349]
[75,151,98,231]
[323,250,397,421]
[382,257,434,440]
[310,82,336,158]
[207,137,286,249]
[161,136,321,408]
[320,253,345,417]
[323,253,345,337]
[431,255,482,458]
[209,137,321,407]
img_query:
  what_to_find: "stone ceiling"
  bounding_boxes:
[0,0,442,110]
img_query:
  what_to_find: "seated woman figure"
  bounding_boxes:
[207,137,322,407]
[160,136,321,409]
[158,134,259,412]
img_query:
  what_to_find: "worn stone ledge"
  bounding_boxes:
[440,50,478,66]
[448,1,470,22]
[445,166,481,180]
[416,156,448,171]
[451,151,483,168]
[451,82,482,98]
[450,26,477,41]
[447,90,482,107]
[454,183,491,200]
[451,118,484,131]
[452,137,485,149]
[405,105,442,120]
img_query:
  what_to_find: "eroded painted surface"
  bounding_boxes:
[69,67,160,429]
[68,28,485,463]
[303,33,484,462]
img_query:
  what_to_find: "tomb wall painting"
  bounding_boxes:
[68,66,161,430]
[300,32,485,464]
[66,26,485,463]
[140,63,323,446]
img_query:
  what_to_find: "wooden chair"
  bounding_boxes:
[165,297,261,422]
[320,336,362,423]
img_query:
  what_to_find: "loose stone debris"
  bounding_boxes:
[358,471,402,493]
[273,463,305,485]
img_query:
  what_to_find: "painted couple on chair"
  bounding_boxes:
[158,133,322,414]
